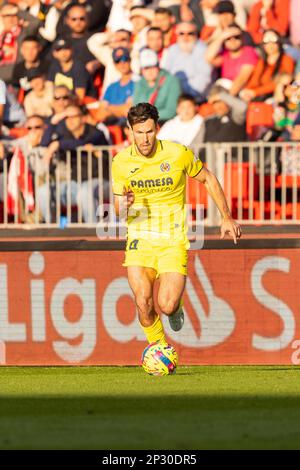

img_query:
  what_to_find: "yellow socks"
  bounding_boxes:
[141,315,167,344]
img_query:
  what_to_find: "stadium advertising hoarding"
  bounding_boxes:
[0,248,299,365]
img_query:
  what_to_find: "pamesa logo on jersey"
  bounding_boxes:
[160,162,170,172]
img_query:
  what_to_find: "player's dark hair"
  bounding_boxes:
[177,94,196,105]
[127,103,159,127]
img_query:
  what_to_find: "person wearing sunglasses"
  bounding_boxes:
[161,21,212,102]
[60,4,101,76]
[240,29,294,102]
[206,23,258,96]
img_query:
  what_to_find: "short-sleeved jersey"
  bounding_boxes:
[112,140,203,247]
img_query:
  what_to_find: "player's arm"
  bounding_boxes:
[194,166,242,244]
[114,187,135,217]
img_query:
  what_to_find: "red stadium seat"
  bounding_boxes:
[246,102,274,140]
[107,125,124,145]
[224,162,258,200]
[186,176,208,210]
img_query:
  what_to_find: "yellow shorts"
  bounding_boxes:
[123,238,188,276]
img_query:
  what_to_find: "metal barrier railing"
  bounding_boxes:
[0,142,299,228]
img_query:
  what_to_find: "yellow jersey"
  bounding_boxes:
[112,140,203,248]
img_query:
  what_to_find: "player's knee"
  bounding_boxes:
[136,295,153,317]
[158,298,179,316]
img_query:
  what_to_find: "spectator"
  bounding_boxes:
[153,7,177,48]
[206,24,258,96]
[173,0,246,35]
[11,36,49,98]
[87,29,132,94]
[0,3,40,83]
[161,22,212,102]
[202,0,254,45]
[273,77,300,136]
[24,69,54,118]
[203,84,248,142]
[59,4,101,75]
[0,115,47,222]
[39,0,111,42]
[133,48,181,123]
[240,29,294,102]
[157,94,204,147]
[41,86,77,146]
[247,0,290,44]
[129,6,155,75]
[38,105,109,223]
[47,38,96,101]
[146,27,167,63]
[100,47,134,125]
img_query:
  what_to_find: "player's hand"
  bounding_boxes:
[220,217,242,245]
[122,186,135,210]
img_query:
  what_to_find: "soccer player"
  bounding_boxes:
[112,102,241,345]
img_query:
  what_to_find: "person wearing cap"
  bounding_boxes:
[205,23,258,96]
[133,48,181,123]
[47,38,96,102]
[99,47,134,125]
[161,22,212,102]
[0,3,40,83]
[23,69,54,118]
[87,29,132,94]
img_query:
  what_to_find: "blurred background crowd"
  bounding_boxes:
[0,0,299,223]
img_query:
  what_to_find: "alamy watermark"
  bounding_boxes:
[95,202,205,250]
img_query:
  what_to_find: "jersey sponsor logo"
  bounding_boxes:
[128,239,139,250]
[160,162,170,172]
[130,177,173,188]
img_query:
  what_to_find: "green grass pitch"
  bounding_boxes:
[0,365,300,450]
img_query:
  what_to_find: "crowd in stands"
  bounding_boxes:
[0,0,300,223]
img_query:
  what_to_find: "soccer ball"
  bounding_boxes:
[141,341,178,376]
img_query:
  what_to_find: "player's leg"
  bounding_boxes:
[156,243,188,331]
[127,266,167,344]
[157,272,186,331]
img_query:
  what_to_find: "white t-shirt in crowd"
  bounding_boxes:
[158,114,203,146]
[0,80,6,105]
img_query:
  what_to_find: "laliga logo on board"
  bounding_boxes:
[160,162,170,172]
[162,256,236,347]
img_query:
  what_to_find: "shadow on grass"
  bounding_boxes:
[0,394,300,450]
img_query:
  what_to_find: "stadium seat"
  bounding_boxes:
[107,125,124,145]
[224,162,258,201]
[187,176,207,210]
[9,128,28,138]
[246,102,274,140]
